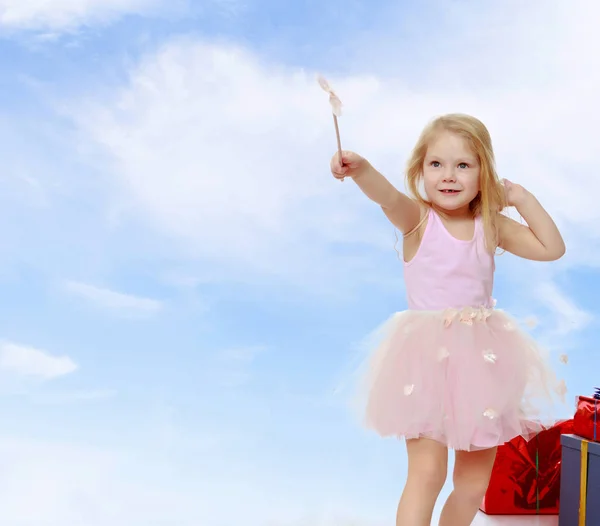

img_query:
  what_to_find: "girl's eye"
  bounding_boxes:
[431,161,440,167]
[458,162,469,169]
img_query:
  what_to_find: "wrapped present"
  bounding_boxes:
[480,419,574,515]
[573,392,600,442]
[558,434,600,526]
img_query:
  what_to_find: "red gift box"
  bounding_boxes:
[480,419,574,515]
[573,395,599,442]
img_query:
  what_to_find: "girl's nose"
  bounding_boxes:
[442,168,457,182]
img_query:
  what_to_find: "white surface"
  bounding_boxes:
[472,512,558,525]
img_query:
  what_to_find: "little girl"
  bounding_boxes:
[330,114,566,526]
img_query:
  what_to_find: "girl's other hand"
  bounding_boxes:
[503,178,530,208]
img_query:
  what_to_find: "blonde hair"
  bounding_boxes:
[406,113,505,252]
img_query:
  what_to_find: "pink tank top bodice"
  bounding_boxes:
[404,208,495,311]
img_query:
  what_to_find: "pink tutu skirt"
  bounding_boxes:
[352,306,566,451]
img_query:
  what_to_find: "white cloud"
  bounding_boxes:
[218,345,266,364]
[0,0,176,32]
[0,431,370,526]
[0,436,211,526]
[535,281,593,335]
[207,345,267,388]
[267,515,386,526]
[63,280,162,317]
[69,0,600,296]
[69,41,420,290]
[0,341,77,379]
[0,437,118,525]
[28,388,117,404]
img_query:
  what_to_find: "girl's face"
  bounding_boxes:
[422,130,481,215]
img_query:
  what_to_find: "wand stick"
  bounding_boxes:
[317,75,345,170]
[333,114,343,165]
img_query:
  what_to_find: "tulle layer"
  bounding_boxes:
[353,307,566,451]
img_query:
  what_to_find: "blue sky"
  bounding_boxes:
[0,0,599,525]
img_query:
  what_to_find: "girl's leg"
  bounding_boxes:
[396,437,448,526]
[437,446,497,526]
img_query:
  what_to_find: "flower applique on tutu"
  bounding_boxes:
[347,303,567,452]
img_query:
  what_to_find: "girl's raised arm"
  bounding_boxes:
[331,151,422,234]
[498,180,565,261]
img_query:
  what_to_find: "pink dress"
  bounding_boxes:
[356,208,565,451]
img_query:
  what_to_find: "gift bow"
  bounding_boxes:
[504,434,552,512]
[503,420,572,513]
[480,419,575,515]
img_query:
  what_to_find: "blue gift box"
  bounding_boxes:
[559,434,600,525]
